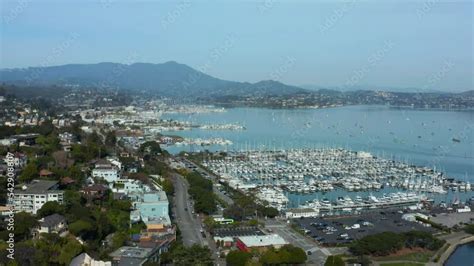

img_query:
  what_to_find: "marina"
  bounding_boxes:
[202,148,473,214]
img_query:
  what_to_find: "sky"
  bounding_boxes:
[0,0,472,91]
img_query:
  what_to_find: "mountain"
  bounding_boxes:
[0,61,307,97]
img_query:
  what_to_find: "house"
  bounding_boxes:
[80,184,109,201]
[236,234,288,252]
[109,246,161,266]
[60,176,76,187]
[131,191,170,226]
[39,169,54,178]
[13,180,64,214]
[59,132,75,144]
[36,213,67,235]
[92,160,120,183]
[110,179,150,195]
[139,223,176,248]
[70,252,111,266]
[11,133,40,146]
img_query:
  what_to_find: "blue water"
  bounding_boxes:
[445,242,474,266]
[162,106,474,182]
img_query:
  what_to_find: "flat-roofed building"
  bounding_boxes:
[236,234,288,252]
[285,208,319,219]
[92,160,120,183]
[109,246,160,266]
[13,180,64,214]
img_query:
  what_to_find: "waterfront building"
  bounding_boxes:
[285,208,319,219]
[13,180,64,214]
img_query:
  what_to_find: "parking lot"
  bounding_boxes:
[294,209,435,246]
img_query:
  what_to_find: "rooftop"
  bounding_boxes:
[238,234,288,247]
[15,180,60,194]
[143,191,168,203]
[109,246,153,259]
[39,213,66,227]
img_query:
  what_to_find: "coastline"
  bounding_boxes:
[438,234,474,265]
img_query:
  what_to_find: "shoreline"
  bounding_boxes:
[438,234,474,265]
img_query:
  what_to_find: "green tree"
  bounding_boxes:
[57,237,83,265]
[279,244,307,264]
[14,212,38,241]
[19,162,38,183]
[105,131,117,148]
[464,224,474,234]
[69,219,94,237]
[36,201,65,218]
[259,249,281,265]
[226,250,252,266]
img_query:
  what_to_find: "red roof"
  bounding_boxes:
[60,176,76,185]
[39,169,53,176]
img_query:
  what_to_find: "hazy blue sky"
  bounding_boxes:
[1,0,472,91]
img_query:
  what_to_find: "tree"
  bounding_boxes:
[36,201,65,218]
[19,162,38,183]
[57,237,83,265]
[324,255,345,266]
[69,219,94,237]
[14,212,38,241]
[464,224,474,235]
[105,131,117,148]
[139,141,162,157]
[162,178,174,195]
[226,250,252,266]
[259,249,281,265]
[279,244,307,264]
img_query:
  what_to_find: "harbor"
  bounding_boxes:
[202,148,473,215]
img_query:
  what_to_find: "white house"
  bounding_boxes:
[13,180,64,214]
[92,160,120,183]
[111,179,151,195]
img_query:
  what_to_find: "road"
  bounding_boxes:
[170,173,206,247]
[265,219,331,266]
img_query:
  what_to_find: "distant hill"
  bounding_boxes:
[0,61,307,97]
